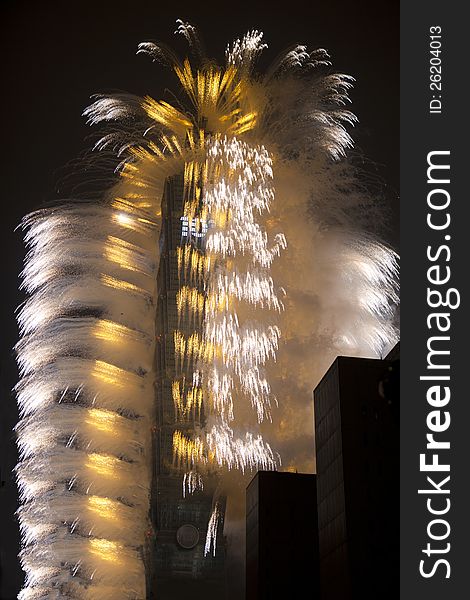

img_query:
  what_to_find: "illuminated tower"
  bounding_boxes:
[152,174,226,597]
[14,23,399,600]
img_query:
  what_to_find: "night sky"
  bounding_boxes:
[1,1,398,597]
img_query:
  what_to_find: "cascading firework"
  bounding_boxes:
[15,20,399,599]
[172,138,284,470]
[15,202,159,599]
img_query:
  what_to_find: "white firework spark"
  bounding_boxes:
[15,20,399,598]
[204,501,223,558]
[15,203,159,599]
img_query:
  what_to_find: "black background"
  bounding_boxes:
[401,2,468,598]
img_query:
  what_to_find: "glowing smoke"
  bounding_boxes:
[15,21,398,599]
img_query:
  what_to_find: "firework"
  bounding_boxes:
[15,20,398,598]
[15,202,158,599]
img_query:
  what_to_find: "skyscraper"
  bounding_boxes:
[12,22,399,600]
[246,471,320,600]
[313,352,399,600]
[151,174,226,597]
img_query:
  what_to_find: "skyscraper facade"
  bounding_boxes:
[151,175,226,597]
[313,352,399,600]
[246,471,320,600]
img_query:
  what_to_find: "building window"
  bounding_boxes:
[180,216,208,239]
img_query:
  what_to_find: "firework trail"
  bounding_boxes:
[15,202,158,599]
[15,21,398,599]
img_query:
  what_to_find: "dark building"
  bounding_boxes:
[151,175,226,597]
[246,471,320,600]
[313,349,399,600]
